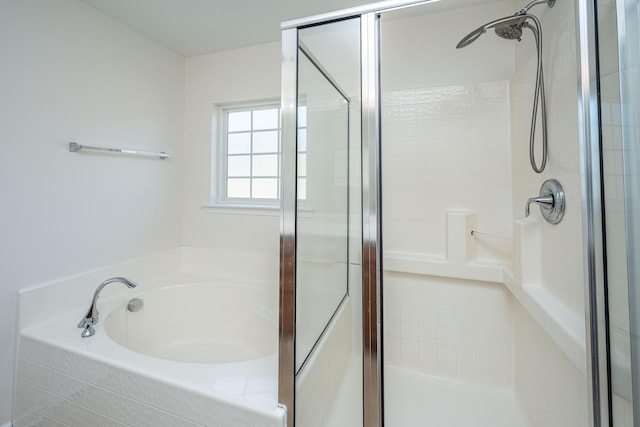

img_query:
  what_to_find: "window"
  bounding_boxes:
[218,103,281,206]
[213,102,306,210]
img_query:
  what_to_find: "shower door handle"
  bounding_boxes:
[524,178,565,224]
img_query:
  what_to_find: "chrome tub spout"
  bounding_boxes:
[77,277,138,338]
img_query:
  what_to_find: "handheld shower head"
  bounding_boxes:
[456,28,486,49]
[455,15,525,48]
[455,7,549,173]
[456,0,554,48]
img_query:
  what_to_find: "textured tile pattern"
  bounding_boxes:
[381,81,515,388]
[383,273,514,387]
[13,336,283,427]
[381,80,513,262]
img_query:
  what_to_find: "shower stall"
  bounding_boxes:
[277,0,631,425]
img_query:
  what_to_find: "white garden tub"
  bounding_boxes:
[14,272,284,427]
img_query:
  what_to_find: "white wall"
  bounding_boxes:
[182,43,282,256]
[0,0,185,423]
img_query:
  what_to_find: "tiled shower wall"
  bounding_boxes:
[379,0,517,389]
[381,80,515,387]
[383,273,514,387]
[382,80,513,262]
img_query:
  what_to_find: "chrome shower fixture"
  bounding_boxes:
[456,0,554,48]
[456,0,555,173]
[456,15,527,48]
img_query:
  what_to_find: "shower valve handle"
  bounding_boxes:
[524,179,565,224]
[525,195,553,217]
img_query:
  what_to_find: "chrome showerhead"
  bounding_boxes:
[456,0,554,48]
[455,6,549,174]
[455,15,525,48]
[494,23,523,41]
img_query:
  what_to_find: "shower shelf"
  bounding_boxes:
[384,251,507,284]
[383,251,587,374]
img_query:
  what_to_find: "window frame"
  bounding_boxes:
[210,100,283,212]
[205,100,308,215]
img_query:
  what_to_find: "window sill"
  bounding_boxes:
[201,203,315,217]
[201,203,280,216]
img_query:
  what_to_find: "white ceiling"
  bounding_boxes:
[80,0,376,56]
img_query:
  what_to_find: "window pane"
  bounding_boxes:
[227,178,250,198]
[298,106,308,127]
[298,153,307,177]
[297,177,306,200]
[228,132,251,154]
[228,111,251,132]
[298,128,307,152]
[228,155,251,176]
[220,104,283,205]
[254,131,279,153]
[253,108,279,130]
[252,178,278,199]
[253,154,278,176]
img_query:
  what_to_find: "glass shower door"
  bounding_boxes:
[294,44,350,373]
[279,16,363,427]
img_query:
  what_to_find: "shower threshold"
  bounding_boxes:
[385,366,532,427]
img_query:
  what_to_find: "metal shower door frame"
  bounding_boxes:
[574,0,611,424]
[278,26,298,425]
[361,11,383,427]
[278,8,386,427]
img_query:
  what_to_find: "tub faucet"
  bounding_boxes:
[77,277,138,338]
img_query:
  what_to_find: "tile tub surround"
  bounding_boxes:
[14,335,283,427]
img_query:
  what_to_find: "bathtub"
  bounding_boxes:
[106,282,277,364]
[13,272,285,427]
